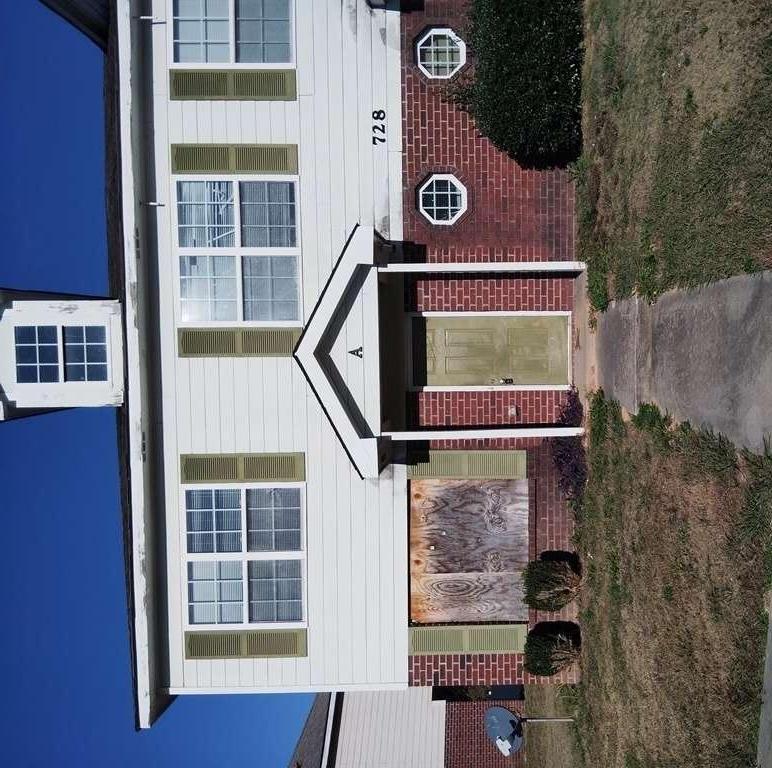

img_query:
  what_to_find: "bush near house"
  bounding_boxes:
[523,555,582,612]
[524,622,582,676]
[458,0,583,170]
[574,392,772,768]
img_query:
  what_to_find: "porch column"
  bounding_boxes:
[383,426,584,440]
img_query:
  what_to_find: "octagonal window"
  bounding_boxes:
[418,174,468,226]
[416,28,466,80]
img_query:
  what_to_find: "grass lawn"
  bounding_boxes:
[577,0,772,309]
[525,685,581,768]
[574,394,772,767]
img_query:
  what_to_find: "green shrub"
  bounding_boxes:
[551,388,588,502]
[458,0,583,169]
[523,556,582,611]
[524,622,582,676]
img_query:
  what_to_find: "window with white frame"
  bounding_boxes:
[15,326,59,383]
[418,174,468,225]
[15,325,109,384]
[416,28,466,79]
[176,179,300,323]
[185,486,304,626]
[173,0,293,64]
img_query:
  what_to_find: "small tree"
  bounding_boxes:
[457,0,583,169]
[523,555,582,611]
[524,622,581,676]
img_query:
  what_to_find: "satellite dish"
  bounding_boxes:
[484,706,524,757]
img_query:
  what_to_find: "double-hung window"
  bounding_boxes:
[176,179,300,323]
[14,325,109,384]
[185,485,305,627]
[172,0,293,64]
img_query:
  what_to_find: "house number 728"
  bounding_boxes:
[372,110,386,145]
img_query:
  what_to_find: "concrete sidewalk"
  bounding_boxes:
[597,271,772,454]
[596,271,772,767]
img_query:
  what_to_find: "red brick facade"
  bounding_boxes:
[401,0,575,263]
[411,390,569,428]
[405,274,575,428]
[408,437,579,688]
[401,0,580,694]
[409,650,578,687]
[445,700,525,768]
[410,275,575,313]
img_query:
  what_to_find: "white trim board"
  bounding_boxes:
[384,426,584,441]
[378,261,586,273]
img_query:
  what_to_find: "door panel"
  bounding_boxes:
[416,315,570,387]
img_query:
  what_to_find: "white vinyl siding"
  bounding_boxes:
[176,179,300,323]
[172,0,293,64]
[154,0,408,692]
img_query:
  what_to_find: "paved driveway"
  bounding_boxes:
[596,271,772,767]
[597,272,772,454]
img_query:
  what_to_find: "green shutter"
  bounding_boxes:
[181,455,240,484]
[170,70,297,101]
[171,144,298,174]
[181,453,305,484]
[178,328,300,357]
[234,144,297,173]
[242,453,305,482]
[233,70,296,100]
[172,145,231,173]
[409,625,527,655]
[240,328,301,356]
[170,70,230,99]
[186,629,307,659]
[408,450,527,479]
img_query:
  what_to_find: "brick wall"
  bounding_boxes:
[401,0,575,263]
[409,275,575,312]
[408,651,578,687]
[445,699,525,768]
[410,390,569,428]
[527,440,579,627]
[408,438,579,687]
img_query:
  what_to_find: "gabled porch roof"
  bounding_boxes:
[294,225,384,479]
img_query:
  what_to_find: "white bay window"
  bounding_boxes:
[172,0,293,65]
[184,486,305,627]
[176,179,300,323]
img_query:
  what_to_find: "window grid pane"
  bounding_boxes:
[188,560,244,624]
[180,255,239,321]
[173,0,230,63]
[177,181,235,248]
[246,488,302,552]
[418,31,463,78]
[236,0,292,64]
[242,255,299,321]
[14,326,59,384]
[420,177,465,223]
[240,181,296,248]
[63,326,108,382]
[186,489,243,553]
[248,559,302,623]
